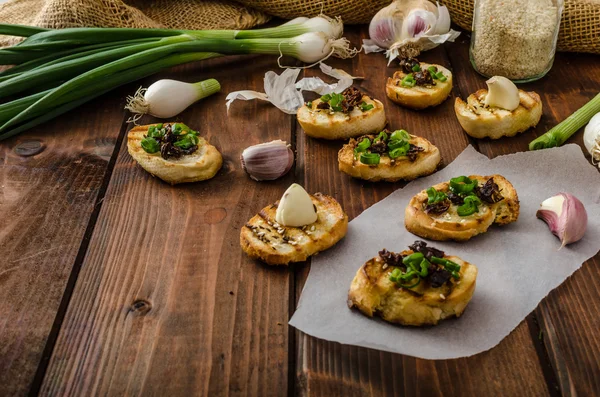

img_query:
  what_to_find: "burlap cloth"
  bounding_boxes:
[1,0,598,53]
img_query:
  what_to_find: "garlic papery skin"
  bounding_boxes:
[536,193,588,249]
[240,140,294,181]
[275,183,318,227]
[483,76,520,111]
[583,112,600,163]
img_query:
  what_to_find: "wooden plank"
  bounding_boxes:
[40,55,294,396]
[446,38,600,396]
[0,93,127,396]
[294,27,551,396]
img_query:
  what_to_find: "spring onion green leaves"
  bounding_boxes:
[360,152,381,165]
[457,195,482,216]
[449,176,477,194]
[141,136,160,153]
[426,187,447,204]
[359,101,374,111]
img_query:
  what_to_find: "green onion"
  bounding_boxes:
[0,24,49,37]
[306,101,313,108]
[427,66,438,76]
[355,138,371,152]
[359,101,374,111]
[147,124,165,139]
[401,74,416,87]
[375,130,388,142]
[529,93,600,150]
[449,176,477,194]
[436,72,447,82]
[390,129,410,141]
[321,92,344,112]
[389,141,410,158]
[141,137,160,153]
[174,134,198,149]
[412,63,421,72]
[389,268,402,282]
[426,187,447,204]
[430,257,461,272]
[360,153,381,165]
[457,195,482,216]
[400,278,421,289]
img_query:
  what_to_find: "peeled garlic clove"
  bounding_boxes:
[240,140,294,181]
[275,183,318,227]
[483,76,520,111]
[536,193,588,248]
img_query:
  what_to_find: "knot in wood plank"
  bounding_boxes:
[130,299,152,315]
[14,140,45,157]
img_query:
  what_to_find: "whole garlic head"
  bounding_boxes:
[484,76,520,111]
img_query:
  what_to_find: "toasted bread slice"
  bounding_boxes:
[348,249,477,326]
[386,63,453,110]
[405,175,519,241]
[455,89,542,139]
[297,95,386,140]
[127,124,222,185]
[240,193,348,265]
[338,135,441,182]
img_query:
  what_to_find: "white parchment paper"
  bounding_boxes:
[289,145,600,359]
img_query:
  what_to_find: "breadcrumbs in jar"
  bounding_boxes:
[470,0,563,82]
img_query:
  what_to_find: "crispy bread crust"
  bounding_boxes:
[348,250,477,326]
[405,174,520,241]
[240,193,348,265]
[297,95,387,140]
[454,89,543,139]
[386,63,453,110]
[127,124,222,185]
[338,135,441,182]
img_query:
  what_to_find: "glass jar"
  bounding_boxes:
[469,0,564,82]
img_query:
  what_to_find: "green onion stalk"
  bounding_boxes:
[0,52,221,141]
[529,93,600,150]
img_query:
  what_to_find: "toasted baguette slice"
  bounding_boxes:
[455,89,542,139]
[405,175,519,241]
[348,249,477,326]
[297,95,386,140]
[127,124,222,185]
[338,135,441,182]
[386,63,453,110]
[240,193,348,265]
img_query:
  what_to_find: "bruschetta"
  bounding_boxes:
[127,122,222,184]
[348,240,477,326]
[386,58,453,110]
[405,174,519,241]
[454,89,542,139]
[297,86,386,140]
[240,187,348,265]
[338,129,441,182]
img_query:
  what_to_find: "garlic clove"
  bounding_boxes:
[240,140,294,181]
[483,76,520,111]
[536,193,588,249]
[275,183,318,227]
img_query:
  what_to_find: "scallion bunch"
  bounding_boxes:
[0,16,353,141]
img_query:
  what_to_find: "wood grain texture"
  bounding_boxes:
[0,94,126,396]
[294,27,551,397]
[40,56,294,396]
[447,34,600,397]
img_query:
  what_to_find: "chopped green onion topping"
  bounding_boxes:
[427,187,448,204]
[173,133,199,149]
[430,257,461,272]
[390,129,410,141]
[389,140,410,158]
[389,268,402,282]
[360,153,381,165]
[457,195,482,216]
[436,72,447,82]
[359,101,374,111]
[321,92,344,112]
[427,66,438,76]
[400,277,421,289]
[306,101,313,108]
[141,137,160,154]
[375,130,388,142]
[172,123,190,135]
[449,176,478,194]
[412,63,421,72]
[401,74,416,87]
[147,125,165,139]
[355,137,371,152]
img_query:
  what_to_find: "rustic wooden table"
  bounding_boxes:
[1,26,599,397]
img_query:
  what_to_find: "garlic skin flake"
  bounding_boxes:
[583,112,600,164]
[275,183,318,227]
[364,0,460,62]
[226,63,358,114]
[484,76,520,111]
[240,140,294,181]
[536,193,588,248]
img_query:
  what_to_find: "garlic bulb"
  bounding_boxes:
[484,76,520,111]
[240,140,294,181]
[583,112,600,164]
[536,193,588,248]
[364,0,460,62]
